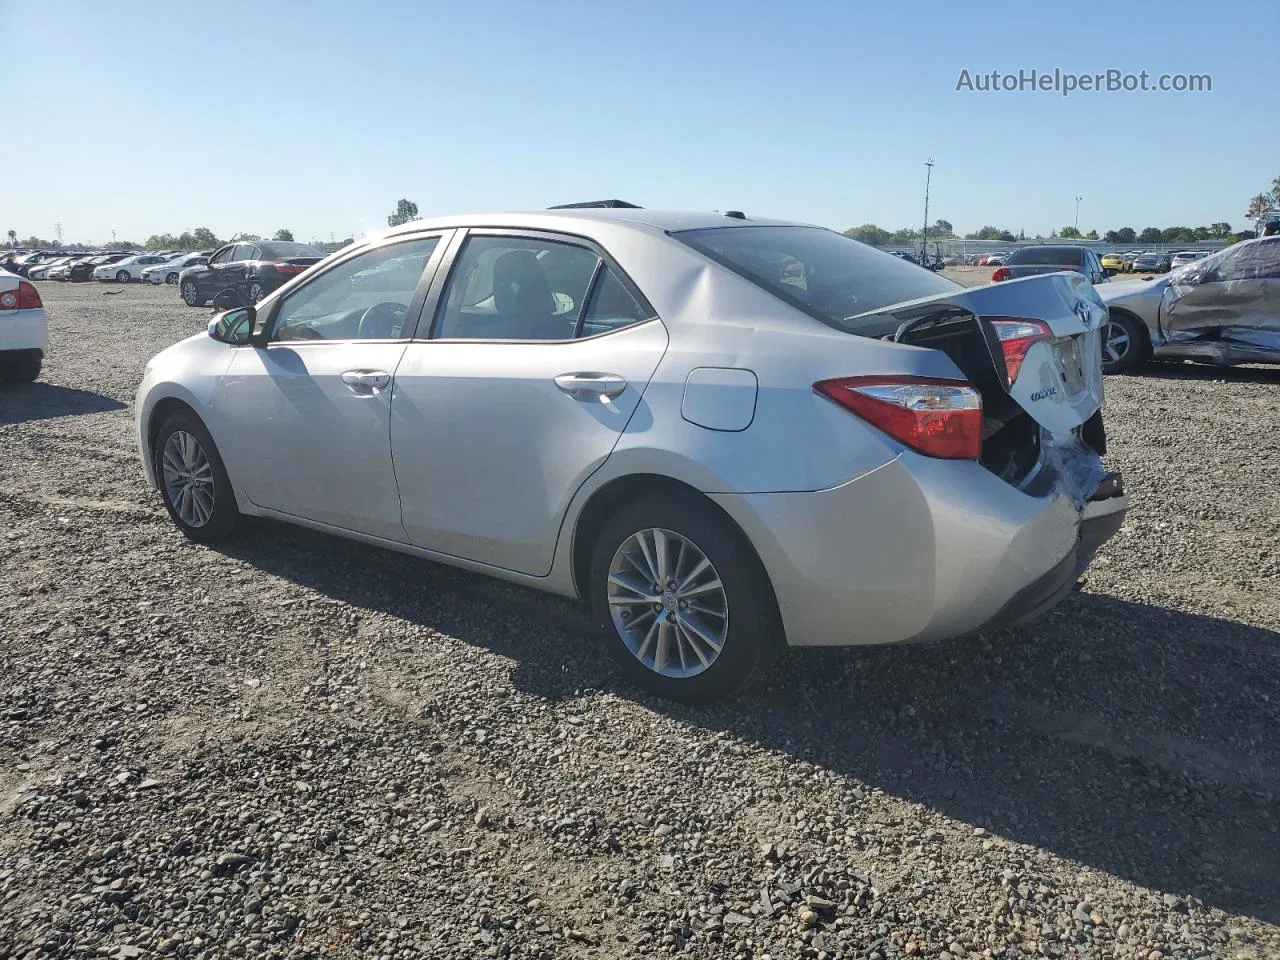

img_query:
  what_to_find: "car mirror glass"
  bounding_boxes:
[208,306,256,345]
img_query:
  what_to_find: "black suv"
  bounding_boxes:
[179,241,325,307]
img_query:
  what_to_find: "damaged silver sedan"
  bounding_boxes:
[1097,236,1280,372]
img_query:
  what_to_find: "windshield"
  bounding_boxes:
[674,225,958,333]
[264,242,323,259]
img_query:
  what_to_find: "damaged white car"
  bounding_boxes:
[1097,236,1280,372]
[135,209,1128,702]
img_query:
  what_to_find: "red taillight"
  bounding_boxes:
[274,263,306,275]
[991,267,1012,282]
[1,282,42,310]
[814,376,983,460]
[988,317,1054,383]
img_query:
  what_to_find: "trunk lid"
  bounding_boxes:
[848,272,1106,432]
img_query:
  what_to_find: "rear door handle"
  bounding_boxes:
[554,372,628,400]
[341,369,391,393]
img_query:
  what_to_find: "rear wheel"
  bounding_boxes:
[588,494,782,703]
[0,350,42,383]
[165,272,179,284]
[1101,311,1146,374]
[181,280,205,307]
[115,270,130,283]
[153,410,240,542]
[248,281,265,303]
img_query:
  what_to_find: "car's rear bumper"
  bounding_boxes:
[0,309,49,353]
[710,443,1127,647]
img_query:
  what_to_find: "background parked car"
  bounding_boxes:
[26,256,72,280]
[1169,250,1209,271]
[71,253,133,282]
[1098,236,1280,373]
[991,245,1108,284]
[179,240,325,306]
[1130,252,1170,273]
[142,251,213,285]
[0,267,47,382]
[1100,253,1128,275]
[95,252,181,283]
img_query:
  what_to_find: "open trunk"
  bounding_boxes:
[848,273,1110,487]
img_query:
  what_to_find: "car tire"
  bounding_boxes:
[181,281,205,307]
[588,493,783,704]
[0,350,42,383]
[115,270,130,283]
[1101,311,1146,374]
[153,409,241,542]
[166,272,179,284]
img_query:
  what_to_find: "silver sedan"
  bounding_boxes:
[135,209,1127,702]
[1097,237,1280,372]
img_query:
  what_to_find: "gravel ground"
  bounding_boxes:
[1,281,1278,960]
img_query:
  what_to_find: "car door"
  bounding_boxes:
[213,233,449,539]
[203,244,237,298]
[221,243,259,298]
[390,231,669,576]
[1161,241,1275,343]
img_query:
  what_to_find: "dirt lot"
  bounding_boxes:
[1,281,1278,960]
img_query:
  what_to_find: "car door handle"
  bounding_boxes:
[554,372,628,400]
[341,369,391,393]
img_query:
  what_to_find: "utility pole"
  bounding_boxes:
[1074,196,1082,232]
[55,221,64,245]
[922,159,934,263]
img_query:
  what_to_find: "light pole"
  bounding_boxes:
[922,159,934,263]
[1074,196,1082,233]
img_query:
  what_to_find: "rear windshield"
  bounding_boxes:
[674,225,958,332]
[1006,247,1084,266]
[261,242,323,259]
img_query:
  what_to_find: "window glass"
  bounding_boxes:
[272,237,440,342]
[579,266,652,337]
[232,244,260,261]
[674,226,957,335]
[209,246,235,265]
[1007,247,1085,266]
[434,236,598,340]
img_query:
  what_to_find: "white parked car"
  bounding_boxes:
[0,268,48,382]
[135,208,1127,702]
[142,252,212,285]
[95,253,181,283]
[1168,250,1208,271]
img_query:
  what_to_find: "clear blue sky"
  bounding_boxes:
[6,0,1277,245]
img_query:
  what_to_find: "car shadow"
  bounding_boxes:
[216,520,1280,924]
[0,382,127,425]
[1133,361,1280,385]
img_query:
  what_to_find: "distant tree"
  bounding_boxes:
[1017,229,1026,240]
[146,233,178,249]
[1226,230,1256,244]
[387,199,420,227]
[5,229,15,248]
[1059,226,1082,239]
[273,228,295,242]
[964,225,1015,241]
[1272,175,1280,206]
[1246,193,1272,221]
[1138,227,1163,243]
[191,227,221,249]
[843,224,891,246]
[105,240,139,251]
[1209,222,1232,239]
[1084,229,1098,240]
[932,219,954,238]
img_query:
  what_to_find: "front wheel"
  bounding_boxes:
[248,281,265,304]
[181,281,205,307]
[153,410,240,542]
[588,494,782,703]
[165,272,179,284]
[1101,312,1146,374]
[115,270,130,283]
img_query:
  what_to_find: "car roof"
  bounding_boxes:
[382,208,808,242]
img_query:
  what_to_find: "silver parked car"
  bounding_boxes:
[135,209,1127,702]
[1097,237,1280,372]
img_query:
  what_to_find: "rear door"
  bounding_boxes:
[390,230,668,576]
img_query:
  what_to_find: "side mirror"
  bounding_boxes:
[208,306,257,346]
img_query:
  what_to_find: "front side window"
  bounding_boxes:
[271,236,441,342]
[232,244,260,261]
[675,225,958,335]
[434,236,599,340]
[209,245,235,266]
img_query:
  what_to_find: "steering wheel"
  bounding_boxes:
[357,301,409,340]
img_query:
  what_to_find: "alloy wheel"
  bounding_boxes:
[166,272,179,284]
[606,528,729,679]
[161,430,215,528]
[1102,321,1131,364]
[116,270,129,283]
[182,282,199,305]
[249,282,264,303]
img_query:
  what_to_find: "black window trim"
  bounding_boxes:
[258,230,455,346]
[414,227,659,344]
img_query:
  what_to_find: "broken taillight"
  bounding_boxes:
[814,376,982,460]
[988,317,1053,383]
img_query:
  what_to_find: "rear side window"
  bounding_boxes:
[674,225,957,334]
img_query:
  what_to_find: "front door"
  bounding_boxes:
[391,232,668,575]
[214,233,448,539]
